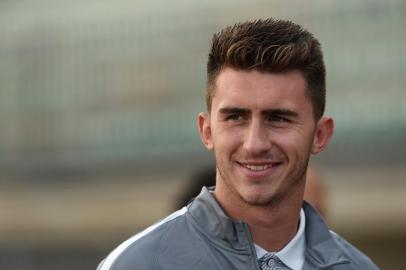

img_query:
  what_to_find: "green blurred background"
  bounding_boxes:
[0,0,405,269]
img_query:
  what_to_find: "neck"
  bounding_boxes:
[248,198,302,252]
[214,183,304,252]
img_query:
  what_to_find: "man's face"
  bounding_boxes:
[198,68,333,207]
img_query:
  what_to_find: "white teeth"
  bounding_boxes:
[243,164,271,171]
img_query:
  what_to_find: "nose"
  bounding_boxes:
[243,119,271,155]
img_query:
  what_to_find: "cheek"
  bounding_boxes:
[272,131,297,145]
[212,126,243,148]
[212,136,244,165]
[272,130,314,155]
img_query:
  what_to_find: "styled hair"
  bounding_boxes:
[206,18,326,120]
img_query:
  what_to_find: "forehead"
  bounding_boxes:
[212,68,312,113]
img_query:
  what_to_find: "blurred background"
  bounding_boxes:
[0,0,405,269]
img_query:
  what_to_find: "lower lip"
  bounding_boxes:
[237,163,281,179]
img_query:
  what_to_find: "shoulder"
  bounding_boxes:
[330,231,380,270]
[97,207,189,270]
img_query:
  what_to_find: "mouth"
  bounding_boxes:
[237,161,282,176]
[240,163,275,171]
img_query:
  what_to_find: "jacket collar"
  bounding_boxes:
[302,202,350,268]
[188,186,248,250]
[188,187,351,268]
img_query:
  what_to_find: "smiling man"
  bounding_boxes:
[97,19,379,270]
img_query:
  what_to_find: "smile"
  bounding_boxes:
[239,162,280,172]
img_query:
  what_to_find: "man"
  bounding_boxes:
[97,18,379,270]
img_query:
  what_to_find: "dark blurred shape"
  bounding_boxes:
[176,166,216,209]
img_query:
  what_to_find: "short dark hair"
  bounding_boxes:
[206,18,326,120]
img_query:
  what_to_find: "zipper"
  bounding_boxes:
[241,222,262,270]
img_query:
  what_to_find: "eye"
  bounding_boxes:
[267,115,290,123]
[226,114,243,121]
[225,113,244,122]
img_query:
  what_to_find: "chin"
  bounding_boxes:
[241,191,278,206]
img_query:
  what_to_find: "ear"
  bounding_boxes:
[198,112,214,151]
[311,117,334,154]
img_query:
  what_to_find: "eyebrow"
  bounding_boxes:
[218,107,298,117]
[218,107,250,115]
[262,109,299,118]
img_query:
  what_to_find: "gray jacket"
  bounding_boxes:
[98,187,379,270]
